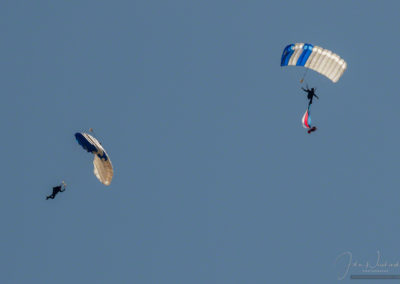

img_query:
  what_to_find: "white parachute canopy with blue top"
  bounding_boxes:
[75,132,114,186]
[281,43,347,83]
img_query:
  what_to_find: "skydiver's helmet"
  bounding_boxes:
[311,88,315,93]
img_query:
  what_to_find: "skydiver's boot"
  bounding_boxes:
[307,126,317,134]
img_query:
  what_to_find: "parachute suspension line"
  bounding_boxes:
[89,128,104,146]
[89,128,97,138]
[300,68,309,83]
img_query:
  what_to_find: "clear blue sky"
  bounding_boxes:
[1,1,399,283]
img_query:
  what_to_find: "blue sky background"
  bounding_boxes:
[1,1,400,283]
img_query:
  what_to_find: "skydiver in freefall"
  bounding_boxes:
[46,182,66,200]
[302,87,319,107]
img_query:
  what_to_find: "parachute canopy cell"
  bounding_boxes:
[281,43,347,83]
[75,132,113,186]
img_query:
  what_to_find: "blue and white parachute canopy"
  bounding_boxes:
[281,43,347,83]
[75,132,113,186]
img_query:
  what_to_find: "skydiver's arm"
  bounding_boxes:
[314,94,319,99]
[301,87,307,92]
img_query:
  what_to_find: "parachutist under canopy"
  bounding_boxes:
[302,87,319,106]
[46,182,66,200]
